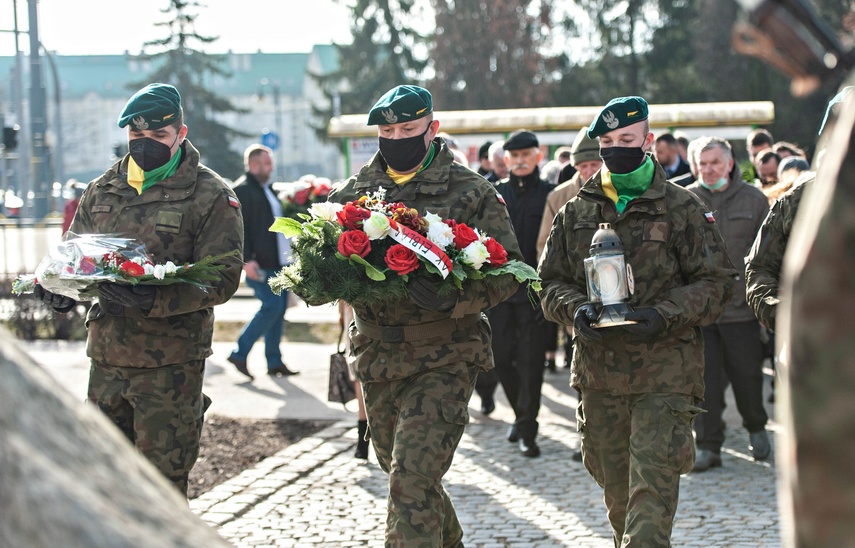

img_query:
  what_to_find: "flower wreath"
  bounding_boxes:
[268,189,540,308]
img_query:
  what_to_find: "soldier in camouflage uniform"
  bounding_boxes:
[328,85,522,547]
[776,84,855,548]
[35,83,244,495]
[538,96,735,547]
[745,172,815,331]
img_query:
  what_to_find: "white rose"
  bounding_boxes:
[424,211,443,226]
[308,201,343,221]
[426,220,454,249]
[164,261,177,275]
[143,263,155,275]
[363,211,391,240]
[153,264,166,280]
[462,241,490,270]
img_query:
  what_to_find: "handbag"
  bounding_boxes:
[328,325,357,405]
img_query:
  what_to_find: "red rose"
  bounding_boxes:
[452,223,479,250]
[385,244,420,276]
[337,230,371,258]
[119,260,145,277]
[485,238,508,265]
[294,187,312,205]
[336,203,371,230]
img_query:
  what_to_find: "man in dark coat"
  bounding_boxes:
[228,144,298,379]
[488,129,553,457]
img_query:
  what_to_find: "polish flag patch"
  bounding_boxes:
[228,195,240,209]
[496,192,506,205]
[704,211,716,223]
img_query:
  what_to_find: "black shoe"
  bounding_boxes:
[480,395,495,415]
[507,424,519,443]
[572,449,583,462]
[268,365,299,377]
[749,430,771,461]
[545,358,556,372]
[692,449,722,472]
[227,355,253,380]
[519,438,540,458]
[355,420,369,459]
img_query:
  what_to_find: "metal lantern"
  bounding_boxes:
[583,223,636,328]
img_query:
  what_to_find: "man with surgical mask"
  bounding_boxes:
[539,96,735,546]
[33,83,244,496]
[686,137,772,472]
[328,85,523,546]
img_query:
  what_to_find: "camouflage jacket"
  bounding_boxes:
[328,139,523,382]
[538,159,735,399]
[745,174,814,331]
[687,170,770,324]
[70,140,244,368]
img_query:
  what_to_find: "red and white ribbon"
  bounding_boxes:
[388,222,453,278]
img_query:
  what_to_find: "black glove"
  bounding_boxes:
[407,277,458,312]
[33,285,76,314]
[98,283,156,313]
[573,303,602,341]
[622,307,666,341]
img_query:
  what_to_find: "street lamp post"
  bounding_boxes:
[27,0,50,219]
[258,78,285,181]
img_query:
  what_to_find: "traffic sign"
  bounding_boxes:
[261,130,280,151]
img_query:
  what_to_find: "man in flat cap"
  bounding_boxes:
[34,83,244,496]
[483,129,553,457]
[328,84,523,547]
[538,95,735,546]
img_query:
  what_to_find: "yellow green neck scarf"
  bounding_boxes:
[127,149,182,195]
[386,142,436,185]
[601,156,654,214]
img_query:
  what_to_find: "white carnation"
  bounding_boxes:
[308,201,343,221]
[462,241,490,270]
[164,261,178,275]
[153,264,166,280]
[363,211,391,240]
[426,220,454,249]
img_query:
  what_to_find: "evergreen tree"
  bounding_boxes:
[131,0,247,177]
[310,0,428,140]
[429,0,558,109]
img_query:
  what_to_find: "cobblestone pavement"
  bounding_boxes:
[191,371,781,547]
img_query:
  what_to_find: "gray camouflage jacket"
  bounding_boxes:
[538,159,736,399]
[70,140,244,368]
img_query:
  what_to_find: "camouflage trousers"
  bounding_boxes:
[578,390,702,547]
[362,360,478,548]
[87,359,211,496]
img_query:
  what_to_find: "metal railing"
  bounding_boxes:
[0,217,63,277]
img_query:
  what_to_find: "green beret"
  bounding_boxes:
[503,129,539,150]
[118,83,182,130]
[367,85,433,126]
[571,127,600,165]
[587,96,649,139]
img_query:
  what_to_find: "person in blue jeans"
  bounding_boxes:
[228,144,298,379]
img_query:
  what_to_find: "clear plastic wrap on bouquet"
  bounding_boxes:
[13,233,239,301]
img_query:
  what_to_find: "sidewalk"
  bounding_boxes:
[25,296,783,546]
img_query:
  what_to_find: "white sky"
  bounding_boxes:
[3,0,355,56]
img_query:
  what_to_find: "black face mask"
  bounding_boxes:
[129,135,178,171]
[378,127,430,172]
[599,146,646,174]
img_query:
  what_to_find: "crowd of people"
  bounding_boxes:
[34,77,849,548]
